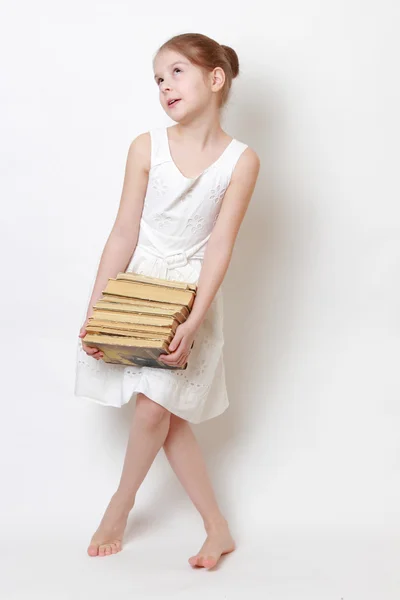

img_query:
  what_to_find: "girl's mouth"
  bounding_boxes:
[168,99,181,107]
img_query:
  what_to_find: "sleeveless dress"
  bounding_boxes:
[74,126,248,423]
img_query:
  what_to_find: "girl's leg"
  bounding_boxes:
[162,414,236,569]
[87,393,172,557]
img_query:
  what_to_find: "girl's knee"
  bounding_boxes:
[135,393,171,428]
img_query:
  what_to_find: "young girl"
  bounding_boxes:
[75,32,260,569]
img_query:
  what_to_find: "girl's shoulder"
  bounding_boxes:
[129,130,152,152]
[125,131,152,174]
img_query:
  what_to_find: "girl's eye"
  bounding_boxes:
[157,67,182,85]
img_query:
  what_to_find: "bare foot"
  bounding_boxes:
[188,521,236,569]
[87,492,134,557]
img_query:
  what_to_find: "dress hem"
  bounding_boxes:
[74,386,229,425]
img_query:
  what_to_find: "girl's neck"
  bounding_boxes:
[171,118,228,148]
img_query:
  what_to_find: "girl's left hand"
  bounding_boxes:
[158,322,197,368]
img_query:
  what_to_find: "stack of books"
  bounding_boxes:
[82,272,197,370]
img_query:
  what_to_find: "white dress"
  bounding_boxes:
[74,126,248,423]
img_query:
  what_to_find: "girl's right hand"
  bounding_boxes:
[79,317,104,360]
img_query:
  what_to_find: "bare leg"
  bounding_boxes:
[87,393,171,557]
[162,414,236,569]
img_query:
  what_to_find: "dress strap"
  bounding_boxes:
[219,139,249,177]
[149,127,171,169]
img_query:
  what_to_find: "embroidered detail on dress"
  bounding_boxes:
[187,214,205,233]
[151,171,168,197]
[212,211,220,227]
[210,182,227,205]
[154,212,172,228]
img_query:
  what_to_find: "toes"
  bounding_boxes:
[202,555,219,569]
[189,553,219,568]
[88,540,121,557]
[87,544,99,557]
[188,555,200,567]
[196,555,204,567]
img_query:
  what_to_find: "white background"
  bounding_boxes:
[1,1,399,598]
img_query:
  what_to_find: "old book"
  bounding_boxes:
[93,300,188,323]
[101,293,189,314]
[83,333,184,370]
[82,271,198,370]
[116,272,197,292]
[85,324,173,341]
[86,319,173,335]
[102,279,196,310]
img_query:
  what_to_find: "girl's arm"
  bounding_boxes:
[84,132,150,320]
[186,147,261,331]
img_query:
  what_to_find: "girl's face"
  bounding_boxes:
[153,49,214,121]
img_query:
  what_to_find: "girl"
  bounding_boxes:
[75,32,260,569]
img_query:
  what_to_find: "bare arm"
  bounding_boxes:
[186,147,261,330]
[84,132,150,320]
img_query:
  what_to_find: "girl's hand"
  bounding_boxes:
[158,322,197,368]
[79,316,104,361]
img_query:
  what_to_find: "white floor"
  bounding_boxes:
[2,517,399,599]
[2,338,400,599]
[2,333,399,599]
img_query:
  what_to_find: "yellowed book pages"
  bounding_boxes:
[103,279,195,309]
[100,293,190,314]
[85,324,173,341]
[83,333,166,347]
[88,309,177,327]
[117,271,197,293]
[95,300,177,315]
[87,318,175,335]
[93,300,187,324]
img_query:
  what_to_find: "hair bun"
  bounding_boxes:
[220,44,239,78]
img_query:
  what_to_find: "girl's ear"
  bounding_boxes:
[211,67,225,92]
